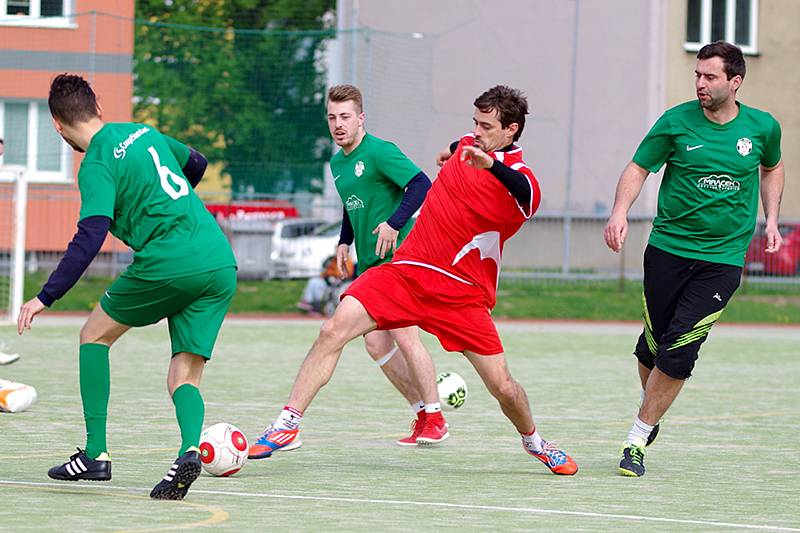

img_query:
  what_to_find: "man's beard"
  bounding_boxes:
[699,93,726,112]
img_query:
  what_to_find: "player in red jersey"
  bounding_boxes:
[255,86,577,475]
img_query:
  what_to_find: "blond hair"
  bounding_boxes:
[327,84,363,112]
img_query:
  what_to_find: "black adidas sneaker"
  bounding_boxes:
[150,450,202,500]
[48,448,111,481]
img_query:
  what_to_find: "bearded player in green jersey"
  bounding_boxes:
[604,42,785,477]
[249,84,447,458]
[17,74,238,499]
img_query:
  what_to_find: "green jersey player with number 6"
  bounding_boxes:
[16,74,237,500]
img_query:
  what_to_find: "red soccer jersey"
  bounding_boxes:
[393,133,541,308]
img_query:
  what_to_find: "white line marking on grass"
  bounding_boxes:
[2,480,798,531]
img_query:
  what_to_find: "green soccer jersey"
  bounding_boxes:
[330,133,421,274]
[78,122,237,279]
[633,100,782,267]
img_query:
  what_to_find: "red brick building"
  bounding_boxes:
[0,1,133,253]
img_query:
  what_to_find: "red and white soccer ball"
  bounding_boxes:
[199,422,248,477]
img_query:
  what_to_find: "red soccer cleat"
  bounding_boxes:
[396,411,426,446]
[415,411,449,445]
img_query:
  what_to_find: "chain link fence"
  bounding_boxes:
[1,11,797,315]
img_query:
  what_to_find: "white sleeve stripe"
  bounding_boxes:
[512,169,534,219]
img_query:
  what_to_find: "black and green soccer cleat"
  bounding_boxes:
[150,450,202,500]
[619,443,646,477]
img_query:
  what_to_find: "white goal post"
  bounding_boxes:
[1,165,27,324]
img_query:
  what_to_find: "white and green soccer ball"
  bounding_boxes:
[436,372,468,410]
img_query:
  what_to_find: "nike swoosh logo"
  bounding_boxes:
[686,144,703,151]
[333,174,341,181]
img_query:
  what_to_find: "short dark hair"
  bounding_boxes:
[328,84,363,113]
[48,73,100,126]
[473,85,528,141]
[697,41,746,80]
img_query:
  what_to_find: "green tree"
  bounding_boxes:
[134,0,335,194]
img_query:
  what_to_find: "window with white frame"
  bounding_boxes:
[0,0,74,28]
[0,100,72,182]
[685,0,758,54]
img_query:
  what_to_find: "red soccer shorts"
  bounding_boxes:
[342,262,503,355]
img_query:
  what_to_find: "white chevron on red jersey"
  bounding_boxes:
[393,133,541,309]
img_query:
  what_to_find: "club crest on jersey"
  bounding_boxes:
[354,160,365,177]
[697,174,741,192]
[345,195,365,211]
[736,137,752,156]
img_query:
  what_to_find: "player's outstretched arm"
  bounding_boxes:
[760,160,785,253]
[17,297,45,335]
[18,216,111,334]
[604,161,649,253]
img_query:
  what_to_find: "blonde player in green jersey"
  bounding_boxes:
[249,85,447,458]
[604,42,785,477]
[17,74,237,500]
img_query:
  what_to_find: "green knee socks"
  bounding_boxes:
[172,383,205,456]
[79,345,205,458]
[79,343,110,459]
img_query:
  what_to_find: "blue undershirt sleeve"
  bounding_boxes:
[386,171,431,230]
[37,215,111,306]
[338,207,354,246]
[183,147,208,188]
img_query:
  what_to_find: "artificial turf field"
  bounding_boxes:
[1,317,798,532]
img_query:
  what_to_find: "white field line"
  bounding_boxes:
[1,480,799,531]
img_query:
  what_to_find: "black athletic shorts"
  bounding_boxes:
[634,245,742,379]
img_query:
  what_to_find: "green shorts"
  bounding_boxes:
[100,267,237,359]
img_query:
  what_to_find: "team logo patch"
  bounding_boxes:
[354,160,365,177]
[113,126,150,159]
[696,174,741,192]
[736,137,752,156]
[345,195,365,210]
